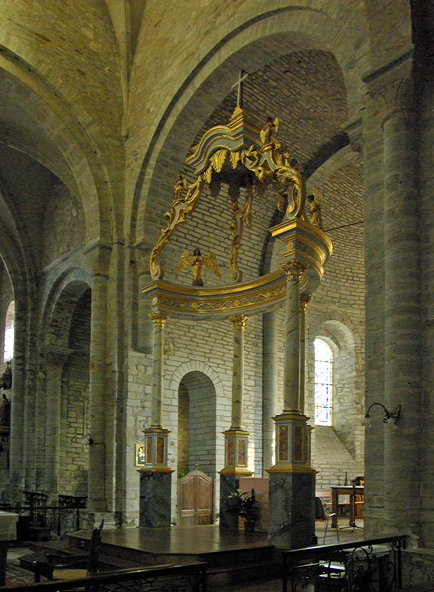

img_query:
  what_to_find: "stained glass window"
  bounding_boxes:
[4,301,14,362]
[314,338,333,426]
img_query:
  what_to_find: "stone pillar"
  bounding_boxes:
[268,262,315,548]
[85,244,112,515]
[366,52,421,539]
[418,38,434,548]
[220,314,252,530]
[263,311,278,472]
[299,294,311,414]
[43,350,69,494]
[135,245,154,352]
[140,311,172,527]
[7,299,27,499]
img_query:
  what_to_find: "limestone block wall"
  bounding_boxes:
[126,314,264,524]
[127,0,373,205]
[59,358,89,497]
[41,184,85,269]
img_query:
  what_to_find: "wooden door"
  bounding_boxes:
[178,469,214,525]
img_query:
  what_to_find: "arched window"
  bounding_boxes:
[4,301,14,362]
[314,338,333,426]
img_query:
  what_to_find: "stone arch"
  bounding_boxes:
[170,361,226,469]
[308,313,365,486]
[38,276,92,496]
[177,371,218,477]
[169,360,225,522]
[0,53,115,243]
[0,209,35,494]
[306,144,362,194]
[130,4,371,245]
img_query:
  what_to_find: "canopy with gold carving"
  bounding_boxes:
[145,101,332,319]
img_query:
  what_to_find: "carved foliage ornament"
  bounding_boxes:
[149,109,306,283]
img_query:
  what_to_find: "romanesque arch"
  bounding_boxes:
[37,276,92,497]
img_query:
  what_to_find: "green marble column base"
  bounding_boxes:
[268,471,315,548]
[140,471,172,527]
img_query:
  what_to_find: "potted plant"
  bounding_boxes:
[227,488,260,532]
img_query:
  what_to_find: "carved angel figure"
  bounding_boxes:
[260,116,279,145]
[176,248,221,286]
[173,174,188,204]
[307,189,323,229]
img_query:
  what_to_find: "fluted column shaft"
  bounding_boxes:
[230,314,248,429]
[150,312,168,428]
[283,262,305,411]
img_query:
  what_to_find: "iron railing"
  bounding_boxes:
[0,494,87,536]
[282,535,407,592]
[0,562,207,592]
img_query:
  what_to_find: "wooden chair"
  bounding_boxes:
[34,520,104,582]
[315,497,339,543]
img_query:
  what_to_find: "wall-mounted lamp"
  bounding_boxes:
[363,402,402,426]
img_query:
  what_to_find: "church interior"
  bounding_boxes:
[0,0,433,589]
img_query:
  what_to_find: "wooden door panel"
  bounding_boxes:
[178,470,214,525]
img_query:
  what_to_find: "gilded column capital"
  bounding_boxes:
[363,50,415,126]
[229,314,248,330]
[149,311,169,328]
[300,294,312,313]
[282,260,306,281]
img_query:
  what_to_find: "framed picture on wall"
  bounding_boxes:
[135,444,146,467]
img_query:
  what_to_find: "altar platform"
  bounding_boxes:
[21,522,364,589]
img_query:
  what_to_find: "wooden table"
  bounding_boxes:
[331,485,364,528]
[0,511,18,585]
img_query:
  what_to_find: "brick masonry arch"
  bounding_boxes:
[0,54,115,243]
[41,268,92,340]
[307,312,365,472]
[170,360,223,393]
[130,3,371,245]
[169,359,226,469]
[38,274,92,496]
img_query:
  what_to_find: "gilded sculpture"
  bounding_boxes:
[260,116,279,145]
[176,248,220,286]
[149,103,311,283]
[307,189,323,229]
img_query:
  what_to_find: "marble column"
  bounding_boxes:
[299,295,311,414]
[283,262,305,411]
[220,314,252,530]
[140,311,172,527]
[263,311,278,472]
[85,244,112,516]
[268,261,315,548]
[366,53,421,540]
